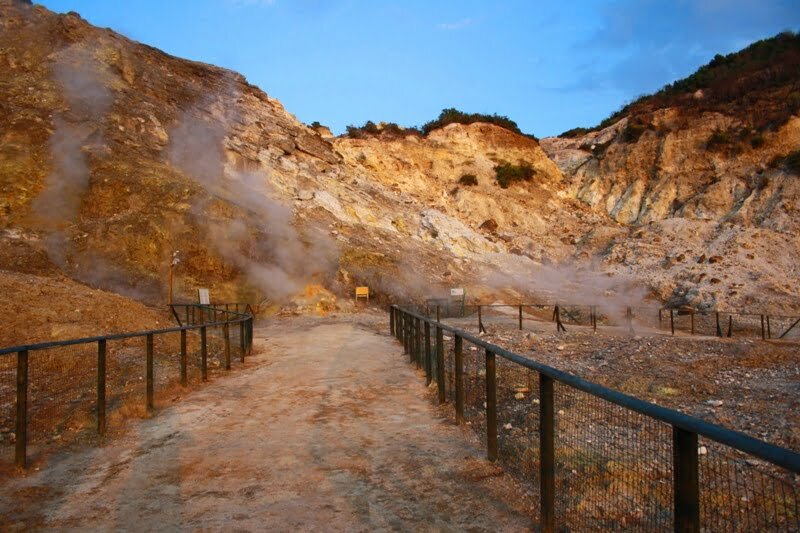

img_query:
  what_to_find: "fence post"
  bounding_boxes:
[180,329,188,386]
[15,349,28,469]
[592,305,597,332]
[485,349,497,462]
[670,309,675,336]
[239,321,246,362]
[767,315,771,339]
[659,308,663,328]
[436,305,440,323]
[715,312,722,337]
[518,304,523,330]
[248,316,253,354]
[97,339,106,435]
[673,426,700,532]
[146,333,154,414]
[224,322,231,370]
[390,306,395,336]
[540,373,555,533]
[436,326,445,404]
[454,335,464,424]
[727,315,733,338]
[760,314,766,340]
[201,326,208,381]
[402,312,409,355]
[408,315,413,361]
[416,317,422,369]
[627,306,634,335]
[691,312,695,335]
[424,321,432,386]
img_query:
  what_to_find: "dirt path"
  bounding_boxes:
[1,314,535,531]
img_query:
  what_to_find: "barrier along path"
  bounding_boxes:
[391,305,800,532]
[0,312,535,530]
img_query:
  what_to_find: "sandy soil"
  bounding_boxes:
[0,313,535,531]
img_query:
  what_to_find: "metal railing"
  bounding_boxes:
[390,305,800,532]
[415,302,800,341]
[0,303,254,470]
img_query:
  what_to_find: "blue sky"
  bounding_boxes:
[38,0,800,137]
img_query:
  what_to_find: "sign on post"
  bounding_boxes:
[355,287,369,302]
[198,288,210,305]
[450,288,464,297]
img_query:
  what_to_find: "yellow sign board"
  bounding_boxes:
[355,286,369,301]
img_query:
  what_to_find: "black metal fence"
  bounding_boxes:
[390,305,800,532]
[0,303,254,470]
[413,302,800,341]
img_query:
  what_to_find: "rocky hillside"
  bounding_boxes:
[540,33,800,313]
[0,0,797,346]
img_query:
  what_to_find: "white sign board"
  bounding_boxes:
[450,288,464,297]
[198,288,210,305]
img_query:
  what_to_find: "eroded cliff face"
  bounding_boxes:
[541,111,800,230]
[540,109,800,311]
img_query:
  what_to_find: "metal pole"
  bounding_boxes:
[540,373,555,533]
[180,329,188,386]
[761,314,766,340]
[727,315,733,338]
[670,309,675,336]
[15,350,28,469]
[390,306,395,336]
[239,321,246,362]
[767,315,771,339]
[518,304,523,330]
[691,312,695,335]
[97,339,106,435]
[673,426,700,532]
[436,305,440,323]
[224,322,231,370]
[485,349,497,462]
[454,335,464,424]
[201,326,208,381]
[146,333,154,413]
[415,318,421,366]
[424,321,432,386]
[715,312,722,337]
[436,326,445,404]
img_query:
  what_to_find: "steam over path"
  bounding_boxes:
[1,313,534,530]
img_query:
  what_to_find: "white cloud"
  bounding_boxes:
[437,18,473,31]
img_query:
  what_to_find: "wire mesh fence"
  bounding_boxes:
[423,301,800,343]
[0,303,254,470]
[553,383,673,531]
[390,305,800,532]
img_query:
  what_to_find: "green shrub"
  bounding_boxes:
[422,108,537,140]
[458,174,478,186]
[494,161,535,188]
[560,126,593,138]
[310,121,322,128]
[785,150,800,173]
[345,120,420,139]
[559,31,800,137]
[706,128,734,151]
[621,123,647,143]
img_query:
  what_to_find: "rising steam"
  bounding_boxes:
[168,88,338,301]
